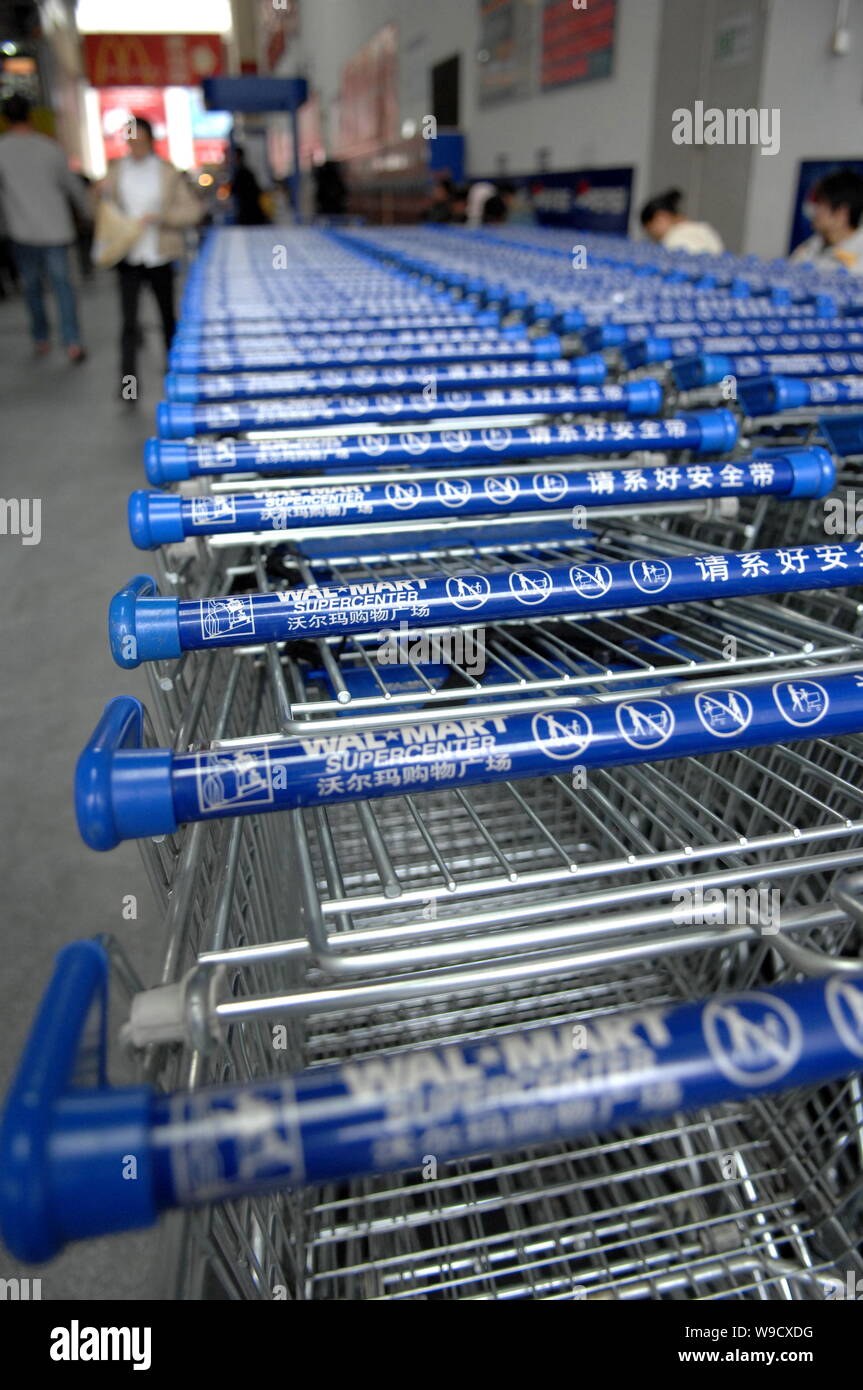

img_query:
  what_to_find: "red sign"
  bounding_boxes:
[193,138,228,168]
[541,0,616,89]
[99,88,168,161]
[84,34,224,88]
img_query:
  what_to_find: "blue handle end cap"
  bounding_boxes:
[786,444,837,498]
[625,379,665,416]
[128,490,185,550]
[164,373,198,403]
[109,578,181,670]
[575,353,607,386]
[144,438,192,485]
[532,333,562,358]
[75,697,178,850]
[157,401,199,442]
[559,310,586,334]
[143,438,164,486]
[683,407,739,453]
[771,376,811,412]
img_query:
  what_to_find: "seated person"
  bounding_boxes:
[791,168,863,274]
[640,188,723,254]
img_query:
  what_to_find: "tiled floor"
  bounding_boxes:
[0,269,170,1298]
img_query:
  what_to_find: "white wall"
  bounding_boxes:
[278,0,662,218]
[743,0,863,258]
[646,0,769,254]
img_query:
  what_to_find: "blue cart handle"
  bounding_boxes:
[144,410,739,484]
[3,947,863,1262]
[0,940,155,1262]
[78,668,863,848]
[110,535,860,668]
[128,448,835,548]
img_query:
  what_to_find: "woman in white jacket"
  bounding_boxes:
[640,188,724,255]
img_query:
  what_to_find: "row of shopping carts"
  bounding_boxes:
[4,224,863,1301]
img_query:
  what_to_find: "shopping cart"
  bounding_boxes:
[2,934,863,1303]
[10,224,863,1304]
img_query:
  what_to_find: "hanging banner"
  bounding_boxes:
[474,165,632,232]
[477,0,535,107]
[541,0,616,89]
[258,0,301,73]
[337,25,398,157]
[83,34,224,89]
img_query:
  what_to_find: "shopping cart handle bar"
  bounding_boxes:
[78,667,863,846]
[627,330,863,370]
[127,447,835,549]
[159,354,609,412]
[110,533,857,668]
[3,950,863,1262]
[158,368,639,427]
[167,333,564,374]
[674,350,863,390]
[141,409,738,484]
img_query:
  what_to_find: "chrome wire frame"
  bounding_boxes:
[124,571,863,1298]
[122,282,863,1297]
[138,520,863,748]
[150,938,863,1300]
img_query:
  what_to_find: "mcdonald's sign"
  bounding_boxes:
[83,34,224,88]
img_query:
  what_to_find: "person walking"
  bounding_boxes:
[101,116,202,399]
[0,94,89,361]
[230,146,269,226]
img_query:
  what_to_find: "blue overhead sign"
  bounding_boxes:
[202,76,309,113]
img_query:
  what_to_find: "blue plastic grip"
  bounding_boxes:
[771,444,835,497]
[74,695,177,849]
[108,575,181,669]
[169,335,561,374]
[153,972,863,1202]
[676,351,863,390]
[144,439,193,485]
[115,529,859,659]
[673,354,734,389]
[128,490,185,548]
[0,939,156,1261]
[143,411,735,483]
[150,666,863,832]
